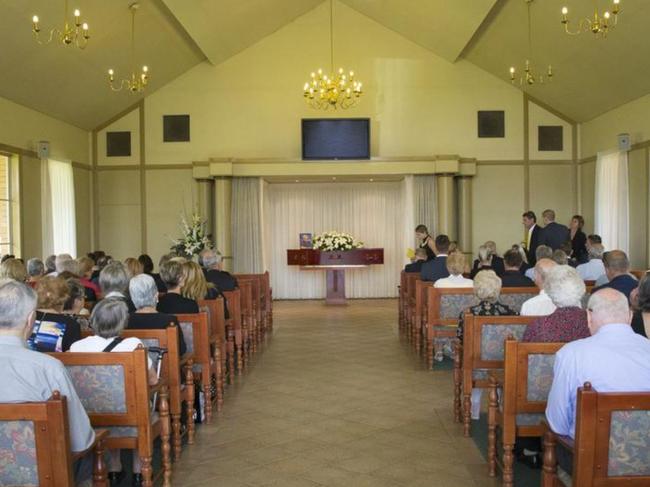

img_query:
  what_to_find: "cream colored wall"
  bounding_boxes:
[628,148,648,269]
[144,1,524,164]
[578,161,595,236]
[74,167,92,256]
[97,109,140,166]
[0,96,89,164]
[528,164,574,225]
[20,156,42,260]
[581,93,650,158]
[528,102,573,161]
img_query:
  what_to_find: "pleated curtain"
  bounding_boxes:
[231,177,264,273]
[412,174,437,244]
[595,150,629,254]
[42,159,76,257]
[264,181,409,299]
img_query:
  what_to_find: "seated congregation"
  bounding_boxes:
[400,208,650,486]
[0,248,272,487]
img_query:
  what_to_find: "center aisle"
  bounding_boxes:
[174,299,497,487]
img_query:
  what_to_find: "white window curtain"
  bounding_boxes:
[412,175,437,242]
[595,150,629,254]
[42,159,77,257]
[264,181,407,299]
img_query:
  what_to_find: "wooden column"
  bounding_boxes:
[437,174,457,240]
[457,176,473,253]
[214,177,232,272]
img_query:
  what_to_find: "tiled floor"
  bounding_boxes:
[172,299,498,487]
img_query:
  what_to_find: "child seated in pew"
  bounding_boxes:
[70,298,157,487]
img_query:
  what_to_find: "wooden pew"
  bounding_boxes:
[486,339,563,487]
[542,384,650,487]
[454,314,536,436]
[52,348,172,487]
[122,325,196,460]
[398,271,407,332]
[0,391,108,487]
[404,273,421,343]
[234,274,265,348]
[198,297,227,412]
[223,289,244,379]
[425,286,539,367]
[413,279,433,353]
[237,280,254,367]
[175,312,214,424]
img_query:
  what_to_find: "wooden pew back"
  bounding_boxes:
[198,298,227,411]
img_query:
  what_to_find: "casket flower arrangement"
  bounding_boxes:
[313,231,364,251]
[171,211,213,258]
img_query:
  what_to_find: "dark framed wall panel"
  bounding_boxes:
[106,131,131,157]
[477,111,505,138]
[538,126,563,151]
[163,115,190,142]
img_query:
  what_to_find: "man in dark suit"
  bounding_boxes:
[523,211,543,266]
[500,249,535,287]
[592,250,638,302]
[539,209,570,251]
[200,249,238,292]
[420,235,451,283]
[405,248,427,273]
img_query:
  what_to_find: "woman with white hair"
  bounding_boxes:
[456,270,517,342]
[470,245,494,279]
[522,265,589,342]
[127,274,186,355]
[99,262,136,312]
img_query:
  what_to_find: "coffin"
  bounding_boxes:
[287,248,384,267]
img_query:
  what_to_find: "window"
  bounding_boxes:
[0,154,20,256]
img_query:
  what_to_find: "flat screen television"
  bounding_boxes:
[302,118,370,160]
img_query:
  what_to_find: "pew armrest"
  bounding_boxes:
[179,352,195,367]
[71,428,109,461]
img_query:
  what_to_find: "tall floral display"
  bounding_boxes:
[312,231,364,252]
[171,212,213,258]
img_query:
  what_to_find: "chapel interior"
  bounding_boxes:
[0,1,649,486]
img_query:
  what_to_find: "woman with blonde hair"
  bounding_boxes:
[182,260,218,301]
[124,257,143,278]
[0,258,27,282]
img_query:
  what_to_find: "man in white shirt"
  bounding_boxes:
[521,258,557,316]
[576,243,606,281]
[546,288,650,439]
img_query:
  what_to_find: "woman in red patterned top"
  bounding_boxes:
[522,265,589,342]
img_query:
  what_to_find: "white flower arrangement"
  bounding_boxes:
[313,231,364,252]
[171,212,213,258]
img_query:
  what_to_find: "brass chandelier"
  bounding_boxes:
[108,3,149,93]
[31,0,90,49]
[561,0,621,37]
[509,0,553,87]
[303,0,363,110]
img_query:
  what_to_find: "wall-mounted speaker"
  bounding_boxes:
[37,141,50,159]
[618,133,631,151]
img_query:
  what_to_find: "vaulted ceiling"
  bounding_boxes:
[0,0,648,130]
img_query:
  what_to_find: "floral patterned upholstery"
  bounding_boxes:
[440,295,478,320]
[104,412,159,439]
[515,413,544,426]
[0,421,38,486]
[472,369,489,380]
[526,354,556,402]
[480,324,527,361]
[608,410,650,476]
[499,293,537,313]
[66,365,127,413]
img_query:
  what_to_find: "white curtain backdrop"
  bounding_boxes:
[413,174,437,242]
[231,177,264,273]
[46,159,76,256]
[595,150,629,254]
[265,181,407,299]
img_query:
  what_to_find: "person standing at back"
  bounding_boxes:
[414,225,436,261]
[522,211,543,266]
[420,235,451,283]
[539,209,570,251]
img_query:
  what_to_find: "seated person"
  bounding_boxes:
[76,256,100,301]
[500,249,535,288]
[546,289,650,440]
[183,260,230,319]
[26,258,45,288]
[434,252,473,288]
[128,274,187,355]
[631,273,650,338]
[0,279,95,482]
[44,254,56,276]
[71,299,156,486]
[200,249,238,292]
[157,259,199,314]
[552,249,569,266]
[592,250,638,301]
[99,262,136,312]
[484,241,505,276]
[525,245,553,281]
[28,276,81,352]
[521,259,557,316]
[420,234,451,283]
[139,254,166,293]
[405,248,428,273]
[0,258,27,283]
[470,245,494,279]
[523,265,589,342]
[576,243,606,282]
[124,257,143,279]
[62,278,90,330]
[456,270,517,418]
